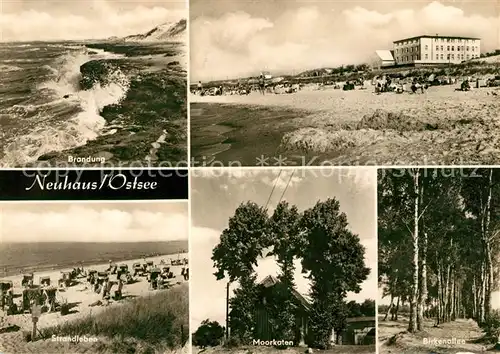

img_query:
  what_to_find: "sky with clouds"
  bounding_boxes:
[0,202,188,243]
[190,168,377,330]
[0,0,186,42]
[191,0,500,81]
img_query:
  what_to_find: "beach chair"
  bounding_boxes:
[0,280,13,310]
[0,280,13,293]
[113,280,124,300]
[102,280,116,300]
[118,264,128,273]
[22,286,42,313]
[107,263,118,275]
[43,287,58,313]
[58,271,72,288]
[133,263,144,276]
[40,276,51,287]
[95,272,108,293]
[161,266,173,279]
[149,268,161,290]
[2,282,16,315]
[87,270,97,285]
[118,266,133,284]
[21,273,34,288]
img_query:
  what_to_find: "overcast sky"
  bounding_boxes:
[191,0,500,81]
[0,202,188,243]
[190,168,377,330]
[0,0,186,42]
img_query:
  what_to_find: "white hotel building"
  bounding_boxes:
[393,35,481,65]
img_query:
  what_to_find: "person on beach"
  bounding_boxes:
[197,81,203,95]
[259,74,266,95]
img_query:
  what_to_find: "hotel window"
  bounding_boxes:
[466,46,469,51]
[452,46,454,51]
[441,45,443,50]
[436,55,439,60]
[447,46,450,51]
[441,54,444,59]
[451,54,454,59]
[472,47,475,51]
[467,54,470,60]
[447,54,450,59]
[425,54,428,59]
[425,45,428,50]
[436,46,439,51]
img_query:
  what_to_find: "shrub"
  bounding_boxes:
[482,310,500,342]
[192,319,225,348]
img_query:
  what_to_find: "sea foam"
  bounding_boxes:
[0,48,129,167]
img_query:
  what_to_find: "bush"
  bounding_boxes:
[192,319,225,348]
[224,335,242,348]
[481,310,500,342]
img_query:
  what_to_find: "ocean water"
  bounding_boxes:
[0,241,188,277]
[0,42,130,167]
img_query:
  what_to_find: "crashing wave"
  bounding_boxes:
[0,49,130,167]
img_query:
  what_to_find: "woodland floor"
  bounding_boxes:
[378,314,499,353]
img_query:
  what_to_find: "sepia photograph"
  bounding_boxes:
[378,168,500,353]
[190,0,500,166]
[191,168,377,353]
[0,0,187,168]
[0,202,189,353]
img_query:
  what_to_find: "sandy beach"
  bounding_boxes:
[191,84,500,165]
[0,253,188,353]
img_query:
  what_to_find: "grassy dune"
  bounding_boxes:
[39,283,189,353]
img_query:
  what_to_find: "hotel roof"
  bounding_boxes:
[394,35,480,43]
[375,50,395,61]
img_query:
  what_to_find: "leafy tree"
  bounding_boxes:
[347,300,363,317]
[267,201,301,341]
[212,202,269,282]
[211,202,269,342]
[228,274,260,343]
[378,168,500,336]
[192,320,225,348]
[299,198,370,348]
[360,299,376,316]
